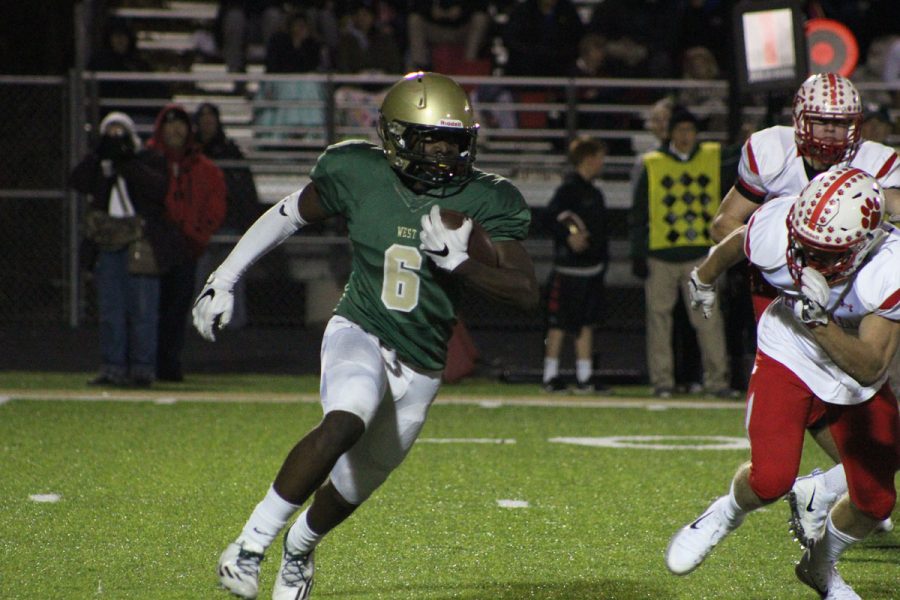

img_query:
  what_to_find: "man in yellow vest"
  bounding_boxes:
[629,106,732,399]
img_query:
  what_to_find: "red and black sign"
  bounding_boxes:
[806,18,859,76]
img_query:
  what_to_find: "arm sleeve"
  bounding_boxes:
[216,190,308,283]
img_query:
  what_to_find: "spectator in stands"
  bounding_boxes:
[502,0,584,77]
[195,102,263,232]
[265,11,325,73]
[860,103,894,146]
[333,1,404,136]
[628,106,733,399]
[70,112,170,387]
[675,0,728,74]
[257,11,327,141]
[883,36,900,102]
[571,33,609,87]
[193,102,264,330]
[87,18,169,123]
[571,33,630,155]
[587,0,680,78]
[631,97,674,179]
[542,137,610,394]
[147,105,227,382]
[852,34,898,108]
[335,1,403,75]
[406,0,490,71]
[677,45,727,132]
[217,0,285,74]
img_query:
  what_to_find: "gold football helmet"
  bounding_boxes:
[378,72,479,191]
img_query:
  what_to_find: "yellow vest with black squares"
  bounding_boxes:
[645,142,721,251]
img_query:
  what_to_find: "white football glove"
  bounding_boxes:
[192,271,236,341]
[688,267,716,319]
[419,204,471,272]
[793,266,830,327]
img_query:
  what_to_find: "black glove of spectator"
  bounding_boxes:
[631,257,648,279]
[97,132,135,164]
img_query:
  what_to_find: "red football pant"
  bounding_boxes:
[748,265,827,428]
[746,351,900,519]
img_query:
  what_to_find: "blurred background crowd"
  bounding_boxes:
[1,0,899,390]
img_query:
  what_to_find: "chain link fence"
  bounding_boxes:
[4,73,896,347]
[0,77,72,325]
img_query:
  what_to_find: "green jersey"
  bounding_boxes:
[311,140,530,371]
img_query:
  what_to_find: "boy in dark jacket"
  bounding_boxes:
[542,137,609,393]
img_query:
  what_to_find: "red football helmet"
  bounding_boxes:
[786,167,885,285]
[792,73,863,166]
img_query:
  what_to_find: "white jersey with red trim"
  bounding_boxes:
[736,125,900,202]
[744,195,900,404]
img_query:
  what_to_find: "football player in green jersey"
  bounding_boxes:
[192,72,538,600]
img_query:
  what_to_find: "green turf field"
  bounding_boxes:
[1,372,897,599]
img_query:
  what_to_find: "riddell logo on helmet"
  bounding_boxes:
[439,119,464,128]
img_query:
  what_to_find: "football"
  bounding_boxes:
[556,210,587,235]
[440,209,498,267]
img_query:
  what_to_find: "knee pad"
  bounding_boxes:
[329,450,393,505]
[321,360,386,426]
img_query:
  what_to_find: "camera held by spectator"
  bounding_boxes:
[97,129,136,165]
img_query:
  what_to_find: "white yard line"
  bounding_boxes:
[418,438,517,444]
[0,389,745,410]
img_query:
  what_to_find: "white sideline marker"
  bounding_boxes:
[497,499,529,509]
[549,435,750,451]
[0,396,9,405]
[418,438,516,444]
[29,493,61,503]
[479,400,502,408]
[154,397,178,405]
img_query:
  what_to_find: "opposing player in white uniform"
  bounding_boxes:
[707,73,900,545]
[669,168,900,599]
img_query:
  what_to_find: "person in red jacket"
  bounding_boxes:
[147,104,227,381]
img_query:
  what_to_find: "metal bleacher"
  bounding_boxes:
[85,0,811,333]
[101,0,729,204]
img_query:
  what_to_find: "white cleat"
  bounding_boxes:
[874,516,894,534]
[665,496,744,575]
[272,534,315,600]
[787,468,837,549]
[218,539,265,599]
[795,548,861,600]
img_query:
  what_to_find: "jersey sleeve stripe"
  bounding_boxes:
[736,177,767,203]
[746,139,759,175]
[875,152,898,179]
[744,211,759,260]
[878,288,900,311]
